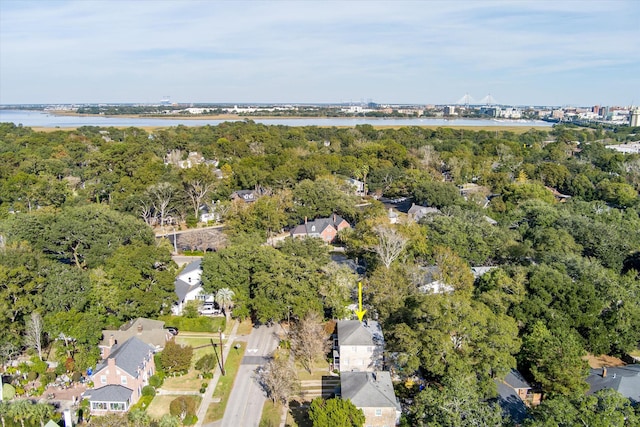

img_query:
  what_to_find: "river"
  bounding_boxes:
[0,109,552,128]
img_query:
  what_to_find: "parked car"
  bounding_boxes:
[165,326,179,335]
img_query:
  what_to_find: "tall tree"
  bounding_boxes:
[25,312,44,360]
[372,225,408,269]
[308,397,366,427]
[260,351,299,404]
[290,311,330,373]
[215,288,235,324]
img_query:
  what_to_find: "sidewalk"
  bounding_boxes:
[194,320,240,427]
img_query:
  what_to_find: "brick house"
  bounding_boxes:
[290,214,351,243]
[87,337,156,414]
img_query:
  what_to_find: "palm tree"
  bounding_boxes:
[0,401,10,427]
[31,403,53,427]
[215,288,235,324]
[9,400,33,427]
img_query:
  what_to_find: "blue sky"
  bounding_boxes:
[1,0,638,106]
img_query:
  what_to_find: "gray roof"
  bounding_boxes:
[586,365,640,403]
[504,369,531,390]
[96,337,155,378]
[337,320,383,347]
[86,385,132,403]
[180,259,202,276]
[495,381,529,424]
[100,318,169,349]
[175,278,201,302]
[407,204,440,221]
[340,371,400,410]
[291,215,349,238]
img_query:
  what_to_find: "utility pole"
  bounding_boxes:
[219,327,226,375]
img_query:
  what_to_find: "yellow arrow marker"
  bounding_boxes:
[355,281,367,321]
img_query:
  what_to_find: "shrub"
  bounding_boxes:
[54,363,66,376]
[71,371,82,382]
[27,371,38,381]
[149,374,163,388]
[42,371,57,385]
[199,387,206,394]
[2,383,16,400]
[160,341,193,374]
[183,414,198,425]
[30,357,48,375]
[142,385,156,397]
[195,354,216,372]
[169,396,197,419]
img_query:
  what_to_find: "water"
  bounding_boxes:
[0,109,552,128]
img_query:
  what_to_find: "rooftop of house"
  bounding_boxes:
[179,259,202,277]
[340,371,400,410]
[495,381,529,424]
[586,365,640,403]
[504,369,532,390]
[337,320,384,347]
[291,214,349,236]
[85,384,133,403]
[174,278,202,302]
[96,337,155,377]
[100,318,170,350]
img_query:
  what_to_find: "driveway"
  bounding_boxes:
[218,324,282,427]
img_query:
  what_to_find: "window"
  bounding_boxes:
[367,346,374,353]
[100,375,107,384]
[121,375,127,385]
[92,402,107,410]
[110,402,126,411]
[375,408,382,416]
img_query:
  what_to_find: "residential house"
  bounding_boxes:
[412,265,496,295]
[172,259,213,315]
[340,371,401,427]
[406,204,440,223]
[333,320,384,372]
[86,337,156,414]
[231,189,259,203]
[586,365,640,403]
[290,214,351,244]
[495,369,541,425]
[346,178,366,196]
[387,208,398,224]
[99,318,172,357]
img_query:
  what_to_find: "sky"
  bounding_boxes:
[1,0,638,106]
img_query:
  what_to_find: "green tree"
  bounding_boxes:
[525,389,639,427]
[215,288,235,324]
[520,322,589,396]
[308,397,365,427]
[160,340,193,374]
[402,375,505,427]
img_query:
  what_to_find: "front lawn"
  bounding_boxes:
[260,400,283,427]
[145,394,201,420]
[204,341,246,422]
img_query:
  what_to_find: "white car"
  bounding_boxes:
[199,303,221,315]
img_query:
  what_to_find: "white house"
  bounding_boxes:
[172,260,213,315]
[333,320,384,372]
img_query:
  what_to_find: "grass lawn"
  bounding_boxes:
[236,318,254,336]
[260,400,283,427]
[162,369,205,392]
[145,394,201,420]
[204,340,246,423]
[295,357,331,382]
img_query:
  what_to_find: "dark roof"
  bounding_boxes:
[504,369,531,390]
[291,215,349,237]
[174,278,201,301]
[495,381,529,424]
[86,385,132,402]
[340,371,400,410]
[586,365,640,403]
[96,337,154,377]
[337,320,383,347]
[180,259,202,276]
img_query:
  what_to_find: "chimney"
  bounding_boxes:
[333,213,337,223]
[109,334,115,347]
[137,324,143,334]
[602,367,607,378]
[304,216,307,224]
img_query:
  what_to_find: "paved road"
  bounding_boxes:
[220,325,281,427]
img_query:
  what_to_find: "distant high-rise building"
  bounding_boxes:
[592,105,600,114]
[630,108,640,127]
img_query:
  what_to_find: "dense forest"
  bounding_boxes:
[1,120,639,425]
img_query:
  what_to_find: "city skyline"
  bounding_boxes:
[1,0,638,106]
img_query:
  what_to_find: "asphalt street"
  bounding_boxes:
[220,324,281,427]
